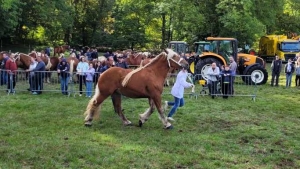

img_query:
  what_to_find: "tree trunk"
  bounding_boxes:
[82,26,86,46]
[168,10,173,43]
[161,13,166,49]
[64,28,71,44]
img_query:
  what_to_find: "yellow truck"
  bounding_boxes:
[258,35,300,62]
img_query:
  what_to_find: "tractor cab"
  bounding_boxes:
[168,41,189,55]
[194,41,211,55]
[205,37,238,64]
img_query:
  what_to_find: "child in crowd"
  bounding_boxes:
[85,63,95,97]
[220,65,233,99]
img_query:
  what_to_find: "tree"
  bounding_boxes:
[0,0,22,39]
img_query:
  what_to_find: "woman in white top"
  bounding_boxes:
[164,67,194,121]
[76,56,89,96]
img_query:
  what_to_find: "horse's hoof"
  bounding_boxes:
[84,122,92,127]
[125,123,133,126]
[138,120,143,127]
[124,120,132,126]
[165,125,174,130]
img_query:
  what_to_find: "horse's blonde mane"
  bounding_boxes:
[142,52,167,68]
[98,56,106,62]
[121,52,167,87]
[70,59,75,74]
[45,57,52,70]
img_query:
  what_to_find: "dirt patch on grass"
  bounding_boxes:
[276,158,295,168]
[205,119,234,132]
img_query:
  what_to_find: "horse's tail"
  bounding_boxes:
[84,85,102,121]
[69,59,74,74]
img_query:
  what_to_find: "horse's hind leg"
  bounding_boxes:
[111,91,131,125]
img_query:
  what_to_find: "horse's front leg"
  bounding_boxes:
[139,98,156,127]
[153,96,173,129]
[111,91,131,125]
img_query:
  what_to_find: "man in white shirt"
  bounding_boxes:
[207,62,220,99]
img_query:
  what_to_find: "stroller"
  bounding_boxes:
[198,79,222,96]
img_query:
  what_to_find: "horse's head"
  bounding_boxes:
[28,51,37,59]
[13,52,20,61]
[164,48,189,70]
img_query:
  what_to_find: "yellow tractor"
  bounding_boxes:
[192,37,268,85]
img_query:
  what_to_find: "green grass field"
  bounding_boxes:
[0,64,300,168]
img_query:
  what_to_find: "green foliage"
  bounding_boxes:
[0,0,22,37]
[216,0,266,45]
[1,0,300,50]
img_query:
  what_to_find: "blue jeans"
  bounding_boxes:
[286,73,293,87]
[86,81,93,97]
[167,97,184,117]
[1,70,7,85]
[60,76,70,94]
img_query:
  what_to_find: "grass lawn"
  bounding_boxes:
[0,64,300,169]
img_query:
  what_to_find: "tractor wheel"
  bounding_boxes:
[195,58,221,81]
[242,66,268,85]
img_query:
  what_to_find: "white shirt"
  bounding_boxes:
[29,61,38,76]
[171,70,193,98]
[76,61,89,75]
[207,67,220,83]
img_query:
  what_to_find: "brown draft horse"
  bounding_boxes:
[53,45,70,57]
[14,53,32,69]
[28,52,60,83]
[140,58,178,86]
[83,49,189,129]
[124,52,151,66]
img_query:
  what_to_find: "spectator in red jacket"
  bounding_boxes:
[5,53,18,93]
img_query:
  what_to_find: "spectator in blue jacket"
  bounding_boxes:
[0,53,9,85]
[115,55,129,69]
[28,55,45,95]
[220,65,233,99]
[57,58,70,95]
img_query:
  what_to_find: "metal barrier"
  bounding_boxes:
[189,74,257,101]
[0,70,258,101]
[162,73,258,101]
[0,70,101,97]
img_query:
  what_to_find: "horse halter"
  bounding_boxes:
[166,52,184,68]
[13,52,20,62]
[168,57,184,68]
